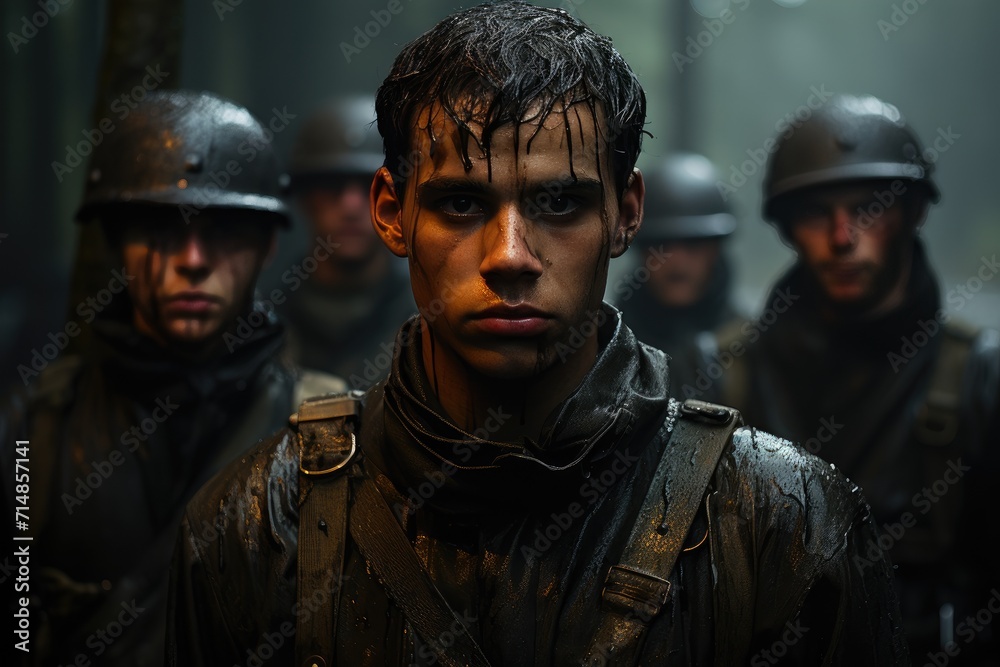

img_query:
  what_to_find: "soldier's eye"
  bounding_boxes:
[438,196,483,216]
[542,195,578,215]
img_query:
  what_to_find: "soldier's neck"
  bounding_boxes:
[418,319,598,444]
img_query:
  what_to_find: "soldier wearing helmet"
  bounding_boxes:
[0,90,343,665]
[708,93,1000,661]
[614,152,742,397]
[281,96,415,388]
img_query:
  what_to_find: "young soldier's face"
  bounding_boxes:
[119,210,273,348]
[785,181,912,309]
[372,103,642,380]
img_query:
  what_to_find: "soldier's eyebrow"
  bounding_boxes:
[417,176,604,202]
[417,177,491,205]
[527,178,603,198]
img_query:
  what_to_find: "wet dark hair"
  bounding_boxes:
[375,1,647,200]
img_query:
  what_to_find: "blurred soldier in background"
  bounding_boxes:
[0,90,342,666]
[282,97,416,389]
[615,152,741,397]
[710,93,999,664]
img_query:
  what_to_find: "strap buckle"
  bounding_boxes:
[295,391,364,478]
[601,565,671,618]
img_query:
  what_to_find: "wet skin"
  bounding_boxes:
[119,210,273,352]
[784,181,921,315]
[371,103,643,437]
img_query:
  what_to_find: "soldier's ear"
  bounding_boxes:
[371,167,407,257]
[611,168,644,258]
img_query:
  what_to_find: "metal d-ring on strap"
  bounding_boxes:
[294,390,364,667]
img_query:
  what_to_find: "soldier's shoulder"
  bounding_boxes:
[717,425,868,536]
[183,425,300,539]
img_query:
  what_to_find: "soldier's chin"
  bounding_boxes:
[162,317,224,349]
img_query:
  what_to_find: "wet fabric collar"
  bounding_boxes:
[376,304,671,514]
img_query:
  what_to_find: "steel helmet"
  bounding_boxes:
[76,90,289,225]
[762,93,940,222]
[287,96,383,189]
[638,152,736,243]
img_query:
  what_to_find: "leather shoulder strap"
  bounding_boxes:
[294,390,363,667]
[913,323,975,446]
[349,476,493,667]
[583,399,741,665]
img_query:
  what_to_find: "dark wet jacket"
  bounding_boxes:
[280,260,416,390]
[0,306,330,667]
[616,255,742,399]
[700,242,1000,663]
[168,307,908,666]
